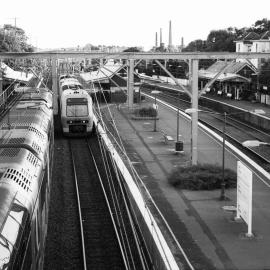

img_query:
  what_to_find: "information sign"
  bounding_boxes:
[236,161,253,236]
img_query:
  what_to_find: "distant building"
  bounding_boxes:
[199,60,257,100]
[235,31,270,68]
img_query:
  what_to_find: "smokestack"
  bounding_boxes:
[155,32,158,47]
[168,20,172,52]
[160,28,162,47]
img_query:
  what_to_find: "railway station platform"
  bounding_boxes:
[145,81,270,119]
[101,99,270,270]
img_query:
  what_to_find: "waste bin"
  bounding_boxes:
[175,141,183,152]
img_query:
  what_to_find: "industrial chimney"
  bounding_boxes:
[168,20,172,52]
[160,28,162,47]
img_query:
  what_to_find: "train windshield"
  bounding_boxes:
[67,104,88,117]
[62,85,82,91]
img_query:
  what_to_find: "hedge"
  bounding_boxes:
[168,164,237,190]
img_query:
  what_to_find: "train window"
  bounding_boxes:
[66,104,88,117]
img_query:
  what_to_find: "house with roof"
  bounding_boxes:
[199,60,257,100]
[235,31,270,104]
[235,31,270,68]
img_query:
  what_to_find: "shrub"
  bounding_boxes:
[168,164,236,190]
[134,106,157,117]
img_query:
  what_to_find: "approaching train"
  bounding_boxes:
[0,86,54,270]
[59,75,94,136]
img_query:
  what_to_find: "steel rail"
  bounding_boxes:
[85,139,130,270]
[70,141,88,270]
[199,119,270,164]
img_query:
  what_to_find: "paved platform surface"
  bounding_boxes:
[101,97,270,270]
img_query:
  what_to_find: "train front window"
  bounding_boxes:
[67,104,88,117]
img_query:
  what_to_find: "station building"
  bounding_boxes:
[199,60,257,100]
[199,31,270,105]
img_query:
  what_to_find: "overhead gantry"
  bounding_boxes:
[1,51,270,165]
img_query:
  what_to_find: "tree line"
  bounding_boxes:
[183,18,270,52]
[0,24,34,52]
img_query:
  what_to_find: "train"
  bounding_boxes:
[59,75,95,136]
[0,86,54,270]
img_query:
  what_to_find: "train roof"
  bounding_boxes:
[0,127,49,161]
[1,102,53,134]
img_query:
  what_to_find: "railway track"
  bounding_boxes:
[142,84,270,167]
[69,137,126,269]
[69,136,151,269]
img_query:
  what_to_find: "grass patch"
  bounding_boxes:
[133,106,157,117]
[168,164,236,190]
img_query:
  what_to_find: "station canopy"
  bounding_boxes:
[0,62,33,82]
[80,60,124,83]
[199,60,257,83]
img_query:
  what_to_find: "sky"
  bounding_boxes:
[1,0,270,50]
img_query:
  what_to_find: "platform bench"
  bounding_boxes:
[161,130,174,144]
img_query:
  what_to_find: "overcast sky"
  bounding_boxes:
[1,0,269,50]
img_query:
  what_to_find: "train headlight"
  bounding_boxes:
[67,120,73,124]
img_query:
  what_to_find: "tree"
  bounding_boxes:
[252,18,270,34]
[0,24,34,52]
[183,18,270,53]
[123,47,141,52]
[258,60,270,90]
[183,39,206,52]
[205,30,236,52]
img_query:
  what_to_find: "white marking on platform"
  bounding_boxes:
[143,122,151,125]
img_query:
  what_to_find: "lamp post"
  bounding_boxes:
[220,112,227,200]
[151,90,160,132]
[176,105,180,141]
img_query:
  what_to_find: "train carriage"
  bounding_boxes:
[0,87,54,270]
[59,76,82,97]
[60,88,94,136]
